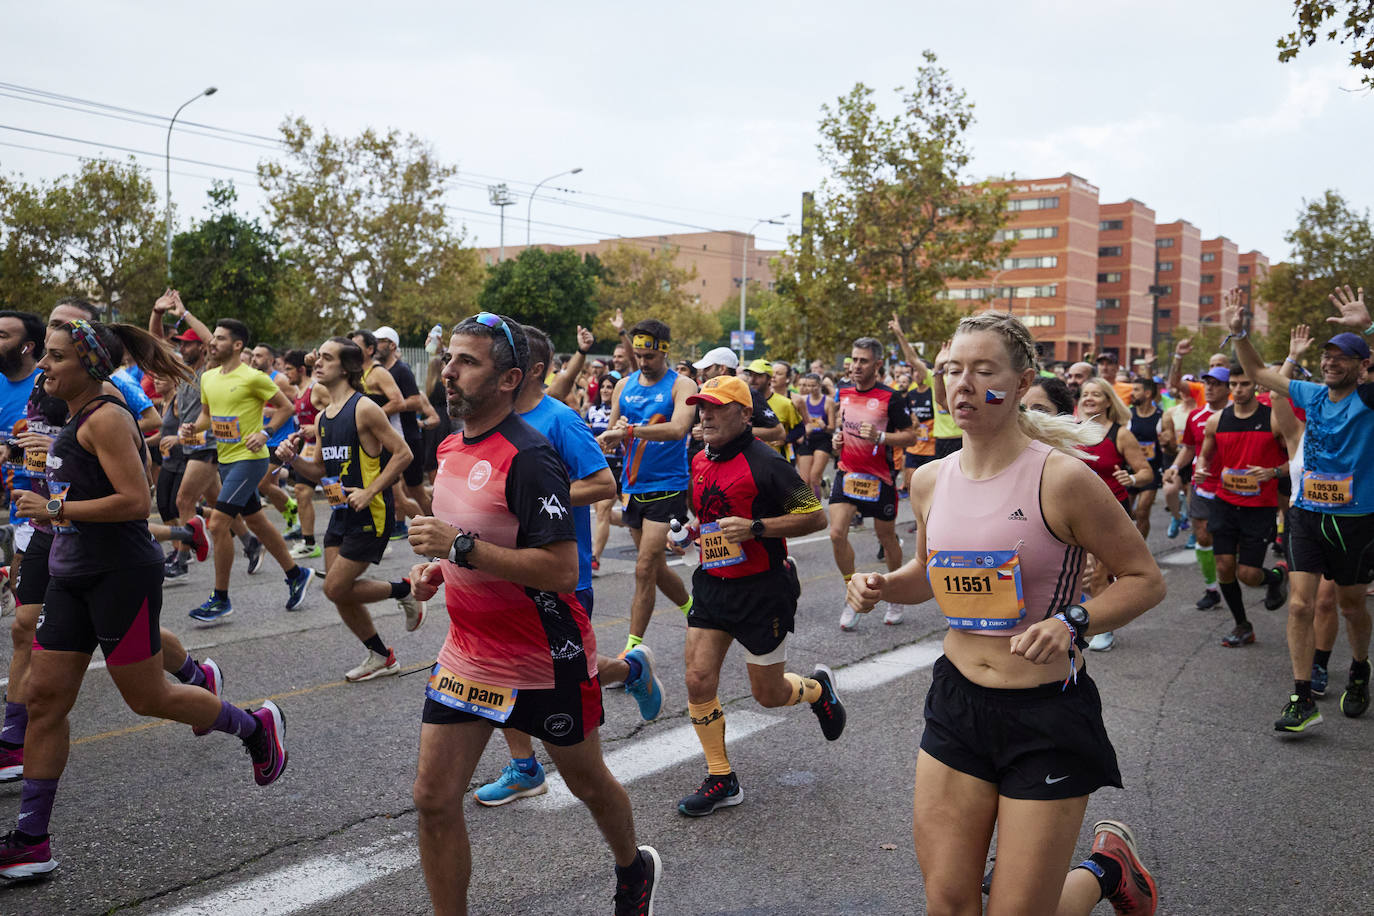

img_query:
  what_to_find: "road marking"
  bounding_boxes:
[154,836,417,916]
[833,639,944,691]
[1158,549,1198,566]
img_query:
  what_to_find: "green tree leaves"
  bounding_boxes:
[1279,2,1374,90]
[477,247,599,351]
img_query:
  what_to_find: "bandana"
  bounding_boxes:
[66,319,115,381]
[631,333,670,353]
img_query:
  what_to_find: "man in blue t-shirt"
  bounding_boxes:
[1225,288,1374,735]
[0,311,45,529]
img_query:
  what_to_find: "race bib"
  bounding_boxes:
[47,480,75,535]
[301,440,318,462]
[1302,471,1353,508]
[842,472,881,502]
[927,548,1025,631]
[23,445,48,475]
[1139,441,1156,461]
[425,664,517,723]
[180,428,208,447]
[915,423,932,442]
[211,416,242,443]
[321,475,346,509]
[1221,467,1260,496]
[699,521,746,570]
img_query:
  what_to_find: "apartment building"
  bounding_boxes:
[1198,237,1239,326]
[1238,251,1271,337]
[1095,200,1156,363]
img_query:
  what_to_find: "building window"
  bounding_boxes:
[1199,295,1215,305]
[1002,255,1058,270]
[1239,265,1250,274]
[1007,196,1060,212]
[999,284,1059,299]
[1201,252,1216,262]
[1098,246,1123,258]
[1023,314,1057,327]
[1158,309,1172,319]
[1156,238,1175,248]
[1096,298,1120,309]
[1157,261,1174,272]
[1157,285,1173,295]
[1200,274,1215,284]
[1097,272,1123,283]
[940,287,991,301]
[994,225,1058,241]
[1097,325,1120,336]
[1099,219,1124,231]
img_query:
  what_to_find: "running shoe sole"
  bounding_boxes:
[251,700,288,786]
[638,845,662,914]
[192,658,224,737]
[345,660,401,683]
[0,752,21,782]
[474,781,548,807]
[1091,819,1158,915]
[402,595,426,633]
[677,785,744,817]
[0,855,58,880]
[187,515,210,563]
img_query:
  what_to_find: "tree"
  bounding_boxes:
[766,51,1011,360]
[716,282,775,356]
[1279,2,1374,91]
[0,158,164,322]
[258,117,483,341]
[170,182,283,344]
[477,247,599,351]
[593,243,718,357]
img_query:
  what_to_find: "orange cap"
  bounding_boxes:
[686,374,752,409]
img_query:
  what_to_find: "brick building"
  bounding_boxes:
[1095,199,1156,363]
[1198,236,1239,326]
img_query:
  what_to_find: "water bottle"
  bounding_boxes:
[669,518,697,567]
[425,324,444,356]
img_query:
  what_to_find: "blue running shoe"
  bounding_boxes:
[1311,663,1329,698]
[474,760,548,807]
[1185,531,1197,549]
[285,566,316,611]
[1167,513,1182,539]
[624,645,664,721]
[189,594,233,623]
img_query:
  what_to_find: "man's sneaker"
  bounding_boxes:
[839,604,859,632]
[288,541,321,559]
[282,497,298,529]
[191,658,224,736]
[1185,531,1197,549]
[0,746,21,782]
[677,772,743,817]
[1275,694,1322,734]
[1088,631,1117,652]
[390,520,410,541]
[1088,820,1157,916]
[1166,513,1182,539]
[345,649,400,683]
[189,594,233,623]
[284,566,316,611]
[1340,665,1371,718]
[474,760,548,807]
[0,831,56,880]
[186,515,210,562]
[1263,563,1288,611]
[244,700,287,785]
[624,645,664,721]
[1221,623,1255,648]
[591,556,600,572]
[612,845,661,916]
[882,602,904,625]
[244,535,264,575]
[163,558,189,586]
[1311,663,1329,698]
[0,569,12,619]
[281,523,302,541]
[399,591,425,633]
[1195,589,1221,610]
[809,665,846,741]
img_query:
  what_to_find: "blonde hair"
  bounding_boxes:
[953,311,1103,456]
[1077,378,1131,427]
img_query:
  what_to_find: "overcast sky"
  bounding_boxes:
[1,1,1366,262]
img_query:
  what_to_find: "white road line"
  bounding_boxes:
[154,836,417,916]
[1158,549,1198,566]
[834,639,944,691]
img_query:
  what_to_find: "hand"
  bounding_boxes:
[13,431,52,452]
[1163,466,1179,486]
[243,430,268,453]
[408,515,460,558]
[934,339,952,367]
[274,437,299,465]
[167,290,187,318]
[888,312,904,338]
[714,516,753,543]
[159,435,177,456]
[153,289,175,314]
[409,561,444,601]
[421,415,439,429]
[610,309,625,333]
[1008,616,1072,665]
[846,572,884,613]
[691,423,704,442]
[1142,349,1156,367]
[576,325,594,353]
[1220,288,1246,334]
[858,422,878,443]
[1113,467,1134,488]
[598,427,626,448]
[344,486,372,512]
[1246,465,1274,483]
[179,422,197,441]
[1174,338,1193,359]
[1327,285,1372,329]
[13,490,47,519]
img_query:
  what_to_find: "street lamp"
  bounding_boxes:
[526,167,582,246]
[489,184,516,262]
[738,214,788,362]
[165,86,217,281]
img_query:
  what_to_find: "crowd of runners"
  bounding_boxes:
[0,280,1367,915]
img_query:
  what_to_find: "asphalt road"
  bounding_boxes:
[0,495,1371,916]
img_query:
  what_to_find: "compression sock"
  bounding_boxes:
[167,525,192,543]
[15,777,58,841]
[782,672,823,706]
[688,697,730,776]
[0,702,27,747]
[615,849,646,885]
[1074,852,1123,902]
[512,756,538,776]
[174,653,203,686]
[363,634,390,657]
[678,595,693,617]
[303,535,316,547]
[213,589,229,603]
[211,701,260,739]
[389,580,411,600]
[1314,649,1332,669]
[623,634,643,655]
[1219,581,1248,627]
[1294,680,1313,703]
[1195,545,1217,586]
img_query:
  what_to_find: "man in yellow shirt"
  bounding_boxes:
[744,359,801,459]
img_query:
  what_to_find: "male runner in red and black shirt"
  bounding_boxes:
[406,313,660,916]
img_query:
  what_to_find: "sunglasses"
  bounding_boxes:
[460,312,516,355]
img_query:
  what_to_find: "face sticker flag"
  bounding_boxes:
[985,388,1007,405]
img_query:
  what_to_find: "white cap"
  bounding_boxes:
[374,326,400,345]
[693,346,739,370]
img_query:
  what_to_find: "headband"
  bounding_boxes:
[66,319,115,381]
[631,333,670,353]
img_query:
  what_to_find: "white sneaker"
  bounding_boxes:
[345,648,400,682]
[400,593,425,632]
[840,604,859,631]
[882,602,904,626]
[0,569,13,618]
[1088,631,1116,652]
[288,541,321,559]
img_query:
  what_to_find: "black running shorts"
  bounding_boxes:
[1209,500,1278,569]
[830,471,898,521]
[14,528,53,607]
[688,565,800,658]
[37,563,164,664]
[324,513,392,566]
[402,435,424,487]
[421,674,604,746]
[1288,507,1374,587]
[622,490,688,529]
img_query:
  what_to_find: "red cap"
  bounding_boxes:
[171,327,202,342]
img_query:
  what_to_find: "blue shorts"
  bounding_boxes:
[216,457,269,517]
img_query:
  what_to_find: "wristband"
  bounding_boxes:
[1364,321,1374,336]
[578,347,591,355]
[878,431,886,444]
[625,425,635,441]
[1052,613,1079,690]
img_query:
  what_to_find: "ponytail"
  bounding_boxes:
[104,324,194,386]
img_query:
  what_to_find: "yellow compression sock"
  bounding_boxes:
[688,697,731,775]
[678,595,693,617]
[623,634,643,655]
[783,672,823,706]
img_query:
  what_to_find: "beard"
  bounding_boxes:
[0,342,26,377]
[446,375,499,420]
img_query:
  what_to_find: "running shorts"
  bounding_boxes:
[215,457,268,518]
[37,562,163,664]
[324,513,392,565]
[14,528,53,606]
[1187,485,1215,522]
[830,471,898,521]
[622,490,688,529]
[421,674,604,746]
[402,435,425,488]
[688,564,800,658]
[156,465,184,522]
[1288,508,1374,587]
[1209,500,1278,569]
[934,437,963,459]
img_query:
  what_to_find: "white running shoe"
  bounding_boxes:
[1088,631,1116,652]
[840,604,859,631]
[882,602,904,626]
[288,541,321,559]
[400,593,425,632]
[345,648,400,682]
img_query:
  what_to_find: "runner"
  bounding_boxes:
[676,374,845,817]
[889,315,936,495]
[374,325,440,519]
[405,313,660,915]
[1159,383,1194,538]
[688,348,783,458]
[792,372,835,502]
[1163,366,1232,610]
[249,343,299,534]
[767,360,805,460]
[350,329,422,531]
[829,335,916,630]
[847,309,1164,916]
[930,339,964,459]
[182,319,315,623]
[1128,377,1165,539]
[0,319,286,879]
[283,349,328,559]
[1198,362,1290,648]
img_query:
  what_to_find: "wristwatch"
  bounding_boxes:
[750,518,765,538]
[1062,604,1090,647]
[45,498,63,521]
[449,531,478,569]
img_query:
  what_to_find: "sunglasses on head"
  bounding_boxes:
[459,312,516,355]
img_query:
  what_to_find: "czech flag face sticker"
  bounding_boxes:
[985,388,1007,405]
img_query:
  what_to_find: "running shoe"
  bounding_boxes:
[1088,820,1157,916]
[186,515,209,562]
[810,665,846,741]
[0,569,12,620]
[281,523,302,541]
[882,602,904,625]
[624,645,664,721]
[474,760,548,807]
[1221,623,1255,648]
[849,515,863,530]
[1195,589,1221,610]
[1089,631,1117,652]
[677,772,742,817]
[244,535,264,575]
[1274,694,1322,734]
[390,520,410,542]
[1263,562,1288,611]
[244,700,287,786]
[1184,531,1197,549]
[0,746,21,782]
[163,558,189,586]
[189,594,233,623]
[192,658,224,736]
[1311,662,1329,698]
[1340,665,1370,718]
[839,604,859,631]
[1166,513,1182,539]
[399,590,425,632]
[0,830,56,880]
[591,556,600,572]
[288,541,321,559]
[284,566,316,611]
[282,496,298,529]
[613,845,661,916]
[345,648,399,682]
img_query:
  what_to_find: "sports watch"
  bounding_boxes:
[45,498,63,521]
[750,518,765,538]
[449,531,478,569]
[1062,604,1090,647]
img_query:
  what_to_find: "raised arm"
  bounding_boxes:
[1221,288,1289,396]
[549,325,593,403]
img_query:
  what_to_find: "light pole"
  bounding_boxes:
[738,214,788,362]
[489,184,516,262]
[165,86,217,281]
[526,167,582,246]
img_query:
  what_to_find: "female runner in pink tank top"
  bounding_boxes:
[846,312,1165,916]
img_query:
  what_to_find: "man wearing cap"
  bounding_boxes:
[675,374,844,817]
[743,358,799,459]
[1224,286,1374,733]
[689,347,783,459]
[1164,364,1233,610]
[374,326,440,516]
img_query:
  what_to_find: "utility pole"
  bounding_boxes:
[489,184,515,262]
